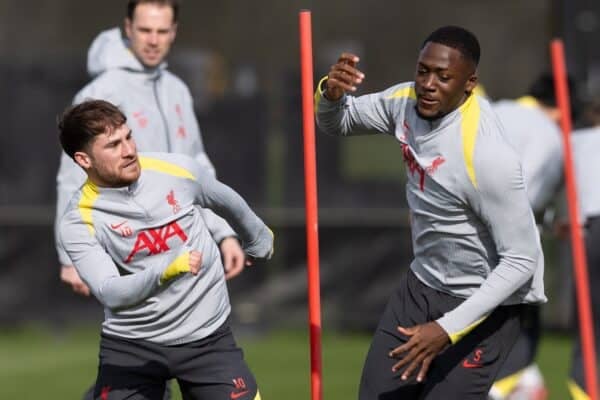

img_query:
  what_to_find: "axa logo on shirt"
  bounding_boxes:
[124,221,188,263]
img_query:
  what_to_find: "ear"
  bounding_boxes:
[73,151,92,170]
[465,73,478,94]
[170,22,178,40]
[124,18,133,40]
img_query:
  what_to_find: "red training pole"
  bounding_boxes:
[550,39,599,400]
[299,10,323,400]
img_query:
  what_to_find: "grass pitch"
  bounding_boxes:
[0,326,572,399]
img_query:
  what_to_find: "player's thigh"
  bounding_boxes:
[495,305,540,380]
[359,316,422,399]
[174,324,259,400]
[421,305,521,400]
[94,334,169,400]
[359,270,437,400]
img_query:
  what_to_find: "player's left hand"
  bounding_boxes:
[389,321,450,382]
[220,237,251,280]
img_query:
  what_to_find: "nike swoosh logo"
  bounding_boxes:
[230,390,249,399]
[110,221,128,229]
[462,359,483,369]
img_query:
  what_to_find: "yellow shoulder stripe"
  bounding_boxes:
[78,180,100,235]
[448,316,486,344]
[515,95,540,109]
[139,156,195,180]
[568,379,591,400]
[459,94,481,188]
[386,86,416,100]
[254,390,262,400]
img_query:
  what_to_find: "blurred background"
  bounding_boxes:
[1,0,600,398]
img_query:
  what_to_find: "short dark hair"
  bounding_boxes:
[528,73,573,108]
[529,73,580,119]
[422,26,480,66]
[58,100,127,158]
[127,0,179,23]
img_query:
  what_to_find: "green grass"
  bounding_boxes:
[0,325,574,399]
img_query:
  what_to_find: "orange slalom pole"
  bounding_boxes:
[299,10,323,400]
[551,39,599,400]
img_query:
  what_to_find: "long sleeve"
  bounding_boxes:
[436,137,542,342]
[315,79,412,136]
[188,165,273,259]
[59,214,173,310]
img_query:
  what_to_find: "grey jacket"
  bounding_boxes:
[55,28,233,265]
[573,126,600,220]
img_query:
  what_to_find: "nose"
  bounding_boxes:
[148,32,159,46]
[122,139,136,157]
[422,74,436,91]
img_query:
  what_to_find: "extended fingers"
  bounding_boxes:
[329,64,364,91]
[338,52,359,64]
[416,355,434,382]
[399,351,428,381]
[389,340,412,358]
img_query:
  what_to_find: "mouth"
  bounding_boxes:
[122,157,138,169]
[417,96,439,107]
[143,50,160,59]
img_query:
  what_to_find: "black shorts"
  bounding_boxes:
[494,304,541,381]
[93,318,259,400]
[359,269,522,400]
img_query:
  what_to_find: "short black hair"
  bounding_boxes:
[422,26,480,66]
[528,73,567,107]
[58,100,127,159]
[529,73,580,120]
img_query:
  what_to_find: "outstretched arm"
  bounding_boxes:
[315,52,406,137]
[189,167,273,260]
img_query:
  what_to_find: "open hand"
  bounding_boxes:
[389,321,450,382]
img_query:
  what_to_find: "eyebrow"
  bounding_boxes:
[418,62,449,72]
[104,129,132,147]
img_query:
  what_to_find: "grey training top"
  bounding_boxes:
[55,28,232,266]
[572,126,600,220]
[493,97,563,213]
[59,152,273,345]
[315,81,545,342]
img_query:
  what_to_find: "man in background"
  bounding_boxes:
[489,74,574,400]
[568,99,600,400]
[56,0,247,297]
